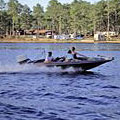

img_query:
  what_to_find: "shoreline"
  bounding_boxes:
[1,38,120,43]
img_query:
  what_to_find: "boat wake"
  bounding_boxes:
[0,64,79,74]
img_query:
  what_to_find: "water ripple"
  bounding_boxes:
[0,43,120,120]
[0,102,45,120]
[102,85,120,89]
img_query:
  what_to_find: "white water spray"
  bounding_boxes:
[0,63,76,74]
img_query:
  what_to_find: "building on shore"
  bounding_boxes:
[94,31,119,41]
[25,29,55,38]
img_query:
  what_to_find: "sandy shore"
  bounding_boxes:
[0,38,120,43]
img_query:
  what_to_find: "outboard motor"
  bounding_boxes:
[17,55,31,64]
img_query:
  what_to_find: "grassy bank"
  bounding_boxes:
[1,37,120,43]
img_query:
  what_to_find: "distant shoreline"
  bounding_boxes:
[0,38,120,43]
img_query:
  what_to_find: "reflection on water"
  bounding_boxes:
[0,43,120,120]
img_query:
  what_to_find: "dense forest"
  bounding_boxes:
[0,0,120,36]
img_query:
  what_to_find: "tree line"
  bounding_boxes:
[0,0,120,36]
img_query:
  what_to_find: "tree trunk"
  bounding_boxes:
[59,16,62,35]
[12,19,15,36]
[107,0,110,40]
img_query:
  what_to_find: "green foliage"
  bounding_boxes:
[0,0,120,36]
[8,0,20,22]
[33,3,44,29]
[20,4,32,30]
[45,0,63,33]
[7,0,22,35]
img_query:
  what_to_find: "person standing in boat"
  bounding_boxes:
[44,52,54,63]
[70,47,88,60]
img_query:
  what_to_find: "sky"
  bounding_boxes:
[5,0,100,9]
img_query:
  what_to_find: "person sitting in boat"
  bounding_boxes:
[70,47,88,60]
[44,52,54,63]
[65,50,73,62]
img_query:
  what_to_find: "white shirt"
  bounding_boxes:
[45,56,53,62]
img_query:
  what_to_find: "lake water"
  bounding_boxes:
[0,43,120,120]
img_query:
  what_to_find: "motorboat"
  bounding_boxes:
[17,55,114,71]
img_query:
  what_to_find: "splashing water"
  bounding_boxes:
[0,63,77,74]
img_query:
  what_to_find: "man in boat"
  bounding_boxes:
[65,50,73,62]
[44,52,54,63]
[70,47,88,60]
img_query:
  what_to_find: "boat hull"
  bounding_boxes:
[18,56,114,71]
[33,58,113,71]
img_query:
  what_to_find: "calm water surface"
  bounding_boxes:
[0,43,120,120]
